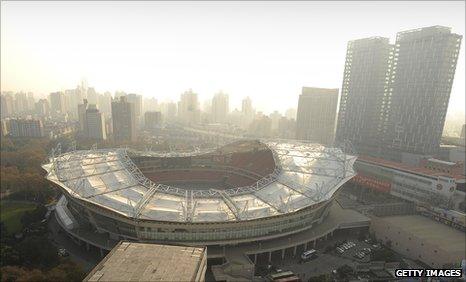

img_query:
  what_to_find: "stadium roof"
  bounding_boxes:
[43,140,357,223]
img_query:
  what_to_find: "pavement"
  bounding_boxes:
[47,211,100,273]
[266,234,376,281]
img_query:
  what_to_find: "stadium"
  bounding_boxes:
[43,139,360,249]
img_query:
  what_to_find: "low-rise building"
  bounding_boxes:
[9,118,45,138]
[353,155,465,209]
[84,242,207,282]
[144,111,162,131]
[370,214,465,268]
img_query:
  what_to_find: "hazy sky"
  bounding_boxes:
[1,1,465,116]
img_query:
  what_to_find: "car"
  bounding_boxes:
[58,248,69,257]
[355,252,364,259]
[301,249,317,261]
[336,247,344,254]
[362,248,371,254]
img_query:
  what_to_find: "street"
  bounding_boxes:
[47,212,100,273]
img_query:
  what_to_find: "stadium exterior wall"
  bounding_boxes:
[61,188,334,246]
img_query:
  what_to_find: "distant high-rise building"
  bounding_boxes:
[14,92,29,114]
[143,97,158,114]
[161,102,177,122]
[269,111,282,133]
[35,99,50,117]
[64,89,78,119]
[49,92,66,115]
[86,105,106,140]
[211,92,229,123]
[9,118,45,138]
[461,124,465,139]
[98,92,113,118]
[296,87,339,145]
[126,94,142,117]
[278,116,296,139]
[178,90,200,125]
[241,97,254,129]
[248,112,272,138]
[87,87,98,105]
[126,93,143,127]
[0,93,14,118]
[112,96,137,142]
[114,91,126,100]
[285,108,297,120]
[78,99,89,135]
[335,37,393,155]
[144,111,162,131]
[382,26,462,158]
[26,92,35,111]
[241,97,253,116]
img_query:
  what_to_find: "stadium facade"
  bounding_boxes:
[43,139,364,253]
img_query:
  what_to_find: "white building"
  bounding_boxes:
[9,118,45,138]
[211,92,229,124]
[178,89,200,125]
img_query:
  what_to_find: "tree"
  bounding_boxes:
[308,274,331,282]
[0,245,20,267]
[20,205,47,228]
[47,259,86,282]
[336,264,353,279]
[0,265,29,282]
[371,248,396,262]
[17,236,59,268]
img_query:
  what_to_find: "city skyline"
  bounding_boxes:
[1,1,465,118]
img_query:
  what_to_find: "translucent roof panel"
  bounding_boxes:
[44,141,357,223]
[193,198,234,222]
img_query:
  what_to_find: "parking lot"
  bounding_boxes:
[334,239,379,263]
[270,235,381,280]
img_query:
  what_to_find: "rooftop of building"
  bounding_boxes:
[377,215,465,257]
[84,242,206,282]
[357,155,465,181]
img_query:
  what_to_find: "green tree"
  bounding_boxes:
[17,236,59,268]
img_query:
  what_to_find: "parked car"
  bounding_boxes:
[58,248,69,257]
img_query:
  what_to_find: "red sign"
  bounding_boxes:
[351,174,391,193]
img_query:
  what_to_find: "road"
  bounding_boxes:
[47,212,100,273]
